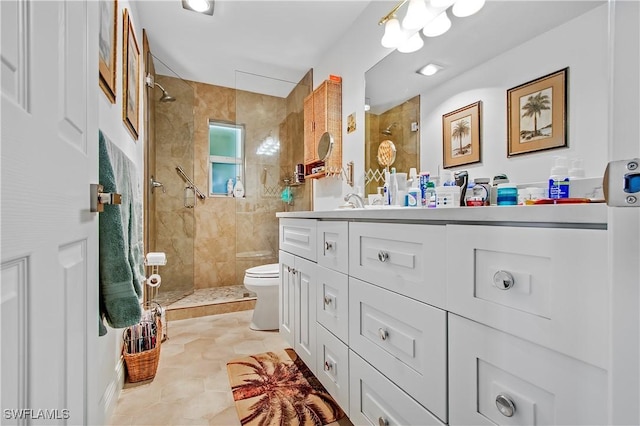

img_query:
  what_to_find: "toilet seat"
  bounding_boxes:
[245,263,279,279]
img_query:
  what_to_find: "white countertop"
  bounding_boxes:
[277,203,608,228]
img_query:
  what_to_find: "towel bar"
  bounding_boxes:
[90,183,122,212]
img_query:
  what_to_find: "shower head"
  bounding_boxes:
[154,82,176,102]
[381,122,398,136]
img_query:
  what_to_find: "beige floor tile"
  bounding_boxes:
[108,311,283,426]
[108,310,347,426]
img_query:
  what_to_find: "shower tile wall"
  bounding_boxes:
[155,73,311,292]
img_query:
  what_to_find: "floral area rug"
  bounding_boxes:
[226,348,346,426]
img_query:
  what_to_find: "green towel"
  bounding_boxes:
[98,130,143,336]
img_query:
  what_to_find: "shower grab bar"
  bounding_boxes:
[176,165,206,199]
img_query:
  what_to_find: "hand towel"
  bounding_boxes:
[98,130,143,336]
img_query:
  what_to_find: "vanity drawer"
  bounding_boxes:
[449,313,607,425]
[316,324,349,415]
[446,225,608,368]
[316,265,348,344]
[348,277,447,422]
[279,218,317,261]
[349,222,446,307]
[349,351,444,426]
[317,221,348,274]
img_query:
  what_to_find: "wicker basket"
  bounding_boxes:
[123,319,162,383]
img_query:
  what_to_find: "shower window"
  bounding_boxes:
[208,121,244,196]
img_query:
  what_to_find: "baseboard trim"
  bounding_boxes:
[101,357,125,423]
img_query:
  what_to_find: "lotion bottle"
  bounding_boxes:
[233,176,245,198]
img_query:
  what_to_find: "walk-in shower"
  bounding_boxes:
[145,54,312,317]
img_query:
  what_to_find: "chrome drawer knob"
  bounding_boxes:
[325,241,333,251]
[324,361,333,371]
[377,251,389,262]
[324,296,333,306]
[493,270,515,290]
[495,394,516,417]
[378,328,389,341]
[378,417,389,426]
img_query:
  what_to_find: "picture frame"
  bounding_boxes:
[507,68,568,156]
[122,8,140,140]
[98,0,117,103]
[442,101,481,168]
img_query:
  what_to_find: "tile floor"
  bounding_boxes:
[108,310,288,425]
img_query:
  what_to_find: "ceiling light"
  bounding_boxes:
[381,17,407,48]
[398,32,424,53]
[452,0,486,17]
[422,11,451,37]
[378,0,481,53]
[430,0,455,8]
[182,0,214,15]
[402,0,433,31]
[417,63,443,76]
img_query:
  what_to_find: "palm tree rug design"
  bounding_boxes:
[226,348,346,425]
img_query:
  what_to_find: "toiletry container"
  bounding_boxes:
[473,178,491,206]
[227,178,234,196]
[407,185,420,207]
[490,174,509,205]
[425,182,437,208]
[233,176,245,198]
[549,157,570,199]
[497,183,518,205]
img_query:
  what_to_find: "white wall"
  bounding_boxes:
[311,1,394,211]
[420,5,609,185]
[312,3,609,210]
[95,0,145,422]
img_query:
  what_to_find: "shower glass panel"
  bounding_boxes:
[233,70,312,282]
[149,54,196,305]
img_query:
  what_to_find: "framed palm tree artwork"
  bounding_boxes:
[443,101,481,168]
[507,68,568,156]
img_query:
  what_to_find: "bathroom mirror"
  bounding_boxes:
[364,0,606,194]
[317,131,334,162]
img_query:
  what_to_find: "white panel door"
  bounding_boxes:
[1,1,98,425]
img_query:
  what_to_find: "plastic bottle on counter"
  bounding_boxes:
[426,181,437,208]
[548,156,570,199]
[390,168,399,206]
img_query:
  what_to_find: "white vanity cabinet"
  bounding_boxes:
[277,205,609,426]
[279,219,317,372]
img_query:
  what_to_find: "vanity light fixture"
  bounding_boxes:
[379,0,485,52]
[417,63,443,76]
[452,0,485,17]
[182,0,214,15]
[422,11,452,38]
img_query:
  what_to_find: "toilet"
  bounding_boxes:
[243,263,279,331]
